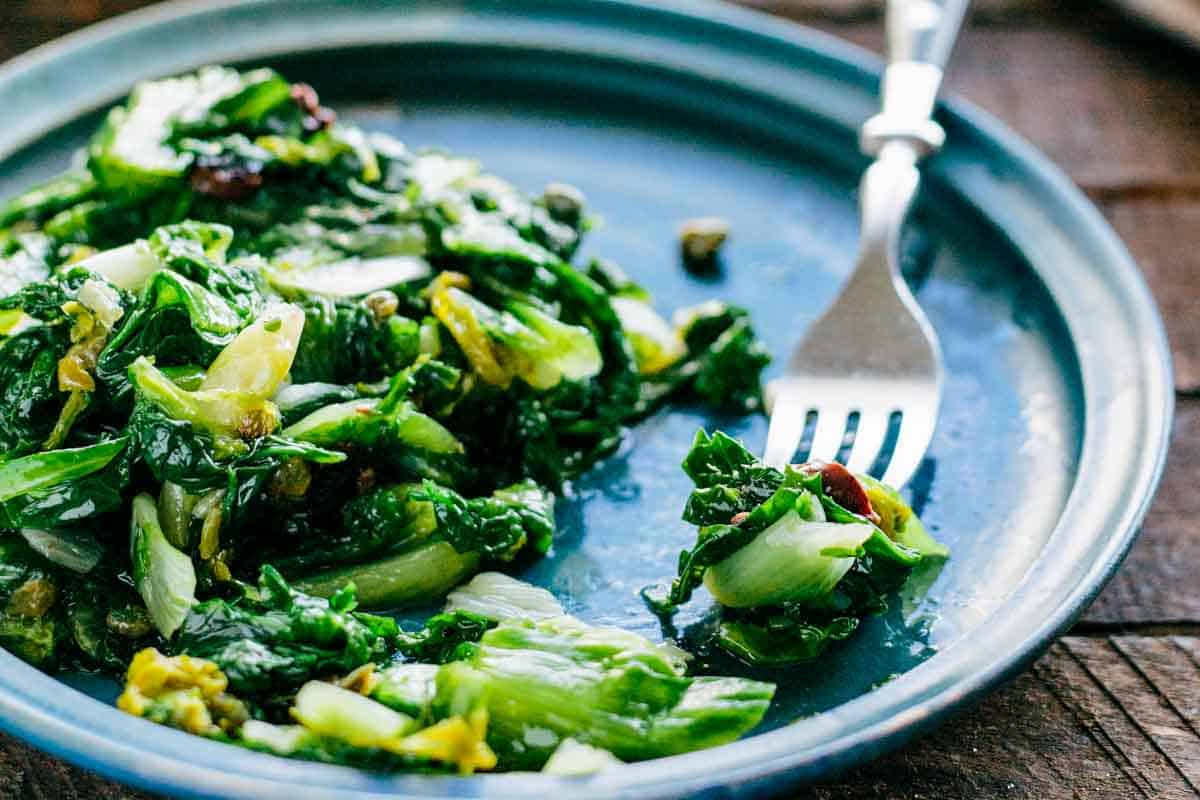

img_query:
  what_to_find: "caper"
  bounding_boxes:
[364,289,400,322]
[679,217,730,264]
[268,457,313,498]
[542,182,586,222]
[106,606,154,638]
[6,579,57,619]
[237,404,280,440]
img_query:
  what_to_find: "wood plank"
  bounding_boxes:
[1100,198,1200,394]
[808,635,1200,799]
[1111,637,1200,741]
[1085,397,1200,624]
[1034,640,1187,799]
[1061,637,1200,794]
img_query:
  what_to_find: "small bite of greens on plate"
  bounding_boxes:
[647,430,947,666]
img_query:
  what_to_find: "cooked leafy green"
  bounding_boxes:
[392,610,494,665]
[247,678,498,774]
[290,542,481,610]
[281,396,466,487]
[0,439,131,529]
[115,571,773,775]
[369,573,773,769]
[117,647,250,737]
[273,480,553,608]
[0,326,68,454]
[174,566,396,693]
[0,536,64,667]
[430,284,601,391]
[655,430,946,665]
[444,569,565,622]
[130,492,197,638]
[289,295,422,384]
[414,479,554,560]
[0,65,783,774]
[353,574,773,770]
[431,615,775,768]
[636,302,771,414]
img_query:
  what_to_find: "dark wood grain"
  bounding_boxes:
[1053,637,1198,797]
[1102,199,1200,393]
[1086,397,1200,624]
[0,1,1198,798]
[809,637,1200,799]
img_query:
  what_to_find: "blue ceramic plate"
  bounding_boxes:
[0,1,1173,797]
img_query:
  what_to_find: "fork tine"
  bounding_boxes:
[844,410,889,475]
[806,407,849,465]
[879,411,936,489]
[762,387,809,469]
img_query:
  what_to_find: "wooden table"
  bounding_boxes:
[1,1,1198,798]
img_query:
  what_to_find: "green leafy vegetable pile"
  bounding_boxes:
[0,66,781,772]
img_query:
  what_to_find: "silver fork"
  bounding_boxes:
[763,0,970,486]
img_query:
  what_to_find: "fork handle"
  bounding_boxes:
[861,0,970,158]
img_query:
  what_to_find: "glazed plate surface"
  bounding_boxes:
[0,1,1172,797]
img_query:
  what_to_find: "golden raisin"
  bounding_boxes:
[268,457,312,498]
[6,579,57,618]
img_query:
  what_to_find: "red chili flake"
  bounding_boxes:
[730,511,750,525]
[803,460,881,524]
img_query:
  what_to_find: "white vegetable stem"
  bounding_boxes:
[201,302,305,399]
[76,242,160,292]
[444,571,564,621]
[291,681,415,746]
[268,255,431,297]
[542,738,624,775]
[129,493,197,638]
[704,515,876,608]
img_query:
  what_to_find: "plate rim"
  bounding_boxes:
[0,1,1173,797]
